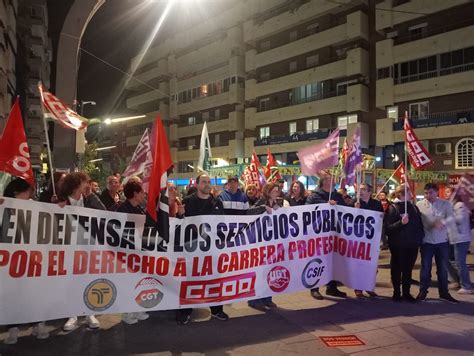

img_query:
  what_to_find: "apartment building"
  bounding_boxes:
[375,0,474,172]
[125,0,474,183]
[0,0,17,127]
[17,0,51,167]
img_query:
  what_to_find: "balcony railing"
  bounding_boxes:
[393,108,474,130]
[258,90,343,113]
[254,128,347,146]
[394,63,474,84]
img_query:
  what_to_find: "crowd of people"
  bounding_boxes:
[1,170,472,344]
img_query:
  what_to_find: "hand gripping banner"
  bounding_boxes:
[0,198,382,324]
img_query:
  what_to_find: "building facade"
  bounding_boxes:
[0,0,18,127]
[124,0,474,182]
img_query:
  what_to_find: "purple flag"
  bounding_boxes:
[456,173,474,210]
[344,127,362,186]
[297,129,340,176]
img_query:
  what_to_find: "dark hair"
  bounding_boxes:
[361,183,373,193]
[424,183,438,191]
[3,178,32,198]
[277,179,285,184]
[123,181,142,199]
[88,179,98,185]
[318,175,330,187]
[290,181,305,198]
[186,186,198,196]
[59,172,89,201]
[196,173,209,184]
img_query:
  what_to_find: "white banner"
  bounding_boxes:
[0,198,382,324]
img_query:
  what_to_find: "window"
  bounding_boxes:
[289,61,297,72]
[378,67,391,79]
[337,114,357,130]
[306,22,319,34]
[409,101,429,119]
[337,80,357,96]
[306,54,319,68]
[408,23,427,41]
[306,118,319,133]
[387,106,398,120]
[188,138,196,149]
[179,161,194,173]
[455,138,474,168]
[202,111,209,120]
[290,30,298,41]
[260,40,270,51]
[200,84,208,97]
[386,30,398,39]
[289,122,297,135]
[260,72,270,81]
[215,109,220,119]
[214,133,220,146]
[259,126,270,139]
[259,97,270,111]
[187,116,196,125]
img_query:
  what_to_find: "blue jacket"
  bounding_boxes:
[218,189,249,215]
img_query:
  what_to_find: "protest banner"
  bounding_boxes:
[0,198,382,324]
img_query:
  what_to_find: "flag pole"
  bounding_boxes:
[38,82,56,196]
[328,173,334,202]
[356,166,361,204]
[376,169,398,196]
[404,111,408,214]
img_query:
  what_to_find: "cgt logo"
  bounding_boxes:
[135,277,164,309]
[267,266,290,293]
[180,272,256,305]
[301,258,325,289]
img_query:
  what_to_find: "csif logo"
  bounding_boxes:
[301,258,325,289]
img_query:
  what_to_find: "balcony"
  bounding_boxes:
[394,63,474,85]
[254,128,347,146]
[393,108,474,130]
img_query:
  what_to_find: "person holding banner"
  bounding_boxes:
[59,172,103,331]
[1,178,50,344]
[245,183,259,207]
[353,183,383,298]
[306,173,347,300]
[100,175,122,211]
[176,173,229,325]
[384,185,424,302]
[416,183,459,304]
[39,172,66,203]
[285,181,307,206]
[117,180,152,324]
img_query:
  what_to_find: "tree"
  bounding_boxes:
[78,143,111,186]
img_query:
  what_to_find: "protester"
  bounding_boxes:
[353,183,383,298]
[2,178,49,344]
[39,171,66,203]
[306,172,347,299]
[384,184,424,302]
[100,175,122,211]
[247,182,284,309]
[168,183,184,218]
[89,179,100,195]
[218,175,249,215]
[446,187,473,294]
[117,180,152,324]
[285,180,306,206]
[377,191,391,250]
[245,183,259,207]
[176,173,229,325]
[416,183,458,303]
[276,178,285,197]
[59,172,103,330]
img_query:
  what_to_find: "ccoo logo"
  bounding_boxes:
[135,277,164,308]
[267,266,290,293]
[301,258,325,289]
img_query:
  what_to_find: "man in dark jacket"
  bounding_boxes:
[218,175,249,215]
[306,173,346,299]
[100,175,121,211]
[177,173,229,325]
[384,184,424,302]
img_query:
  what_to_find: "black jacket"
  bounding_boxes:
[306,188,346,206]
[100,189,121,211]
[355,198,384,212]
[247,197,284,215]
[384,201,424,248]
[285,195,307,206]
[183,193,224,216]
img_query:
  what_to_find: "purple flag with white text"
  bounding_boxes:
[297,129,340,176]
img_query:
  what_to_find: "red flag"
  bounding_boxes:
[264,148,282,182]
[146,114,173,221]
[404,112,433,170]
[0,98,35,187]
[39,85,88,130]
[242,152,265,191]
[393,162,407,184]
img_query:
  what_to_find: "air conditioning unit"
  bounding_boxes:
[435,142,451,154]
